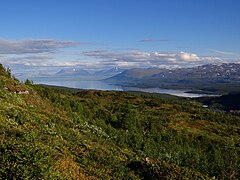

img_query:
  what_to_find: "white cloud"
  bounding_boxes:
[82,49,223,68]
[0,38,98,70]
[0,39,93,54]
[177,51,200,61]
[0,38,227,72]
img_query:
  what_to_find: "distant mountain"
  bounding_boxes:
[94,67,125,77]
[14,71,56,82]
[56,67,125,79]
[151,63,240,80]
[105,63,240,93]
[14,67,125,82]
[105,67,167,83]
[56,68,91,76]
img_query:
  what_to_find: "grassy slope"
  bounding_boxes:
[0,66,239,179]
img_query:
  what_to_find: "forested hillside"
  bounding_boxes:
[0,64,239,179]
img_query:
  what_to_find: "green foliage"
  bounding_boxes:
[0,69,239,179]
[0,142,54,179]
[0,64,11,78]
[33,87,239,179]
[24,79,33,85]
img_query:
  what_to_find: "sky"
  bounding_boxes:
[0,0,240,74]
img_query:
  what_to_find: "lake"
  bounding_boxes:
[35,79,219,98]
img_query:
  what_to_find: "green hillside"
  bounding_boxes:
[0,64,239,179]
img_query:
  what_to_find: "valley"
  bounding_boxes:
[0,64,239,179]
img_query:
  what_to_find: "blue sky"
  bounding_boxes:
[0,0,240,73]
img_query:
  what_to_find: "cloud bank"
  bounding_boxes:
[0,39,92,54]
[0,39,96,69]
[82,50,224,68]
[0,38,227,72]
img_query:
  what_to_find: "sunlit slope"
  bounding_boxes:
[0,65,239,179]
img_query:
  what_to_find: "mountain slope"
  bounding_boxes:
[107,63,240,93]
[105,67,167,83]
[94,67,124,77]
[56,68,91,76]
[0,64,239,179]
[150,63,240,81]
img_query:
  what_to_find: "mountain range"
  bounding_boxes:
[105,63,240,93]
[13,63,240,93]
[15,67,125,81]
[56,68,91,76]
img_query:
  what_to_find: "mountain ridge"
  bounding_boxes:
[105,63,240,93]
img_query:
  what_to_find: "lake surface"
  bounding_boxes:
[35,79,219,98]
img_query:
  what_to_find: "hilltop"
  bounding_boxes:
[0,64,239,179]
